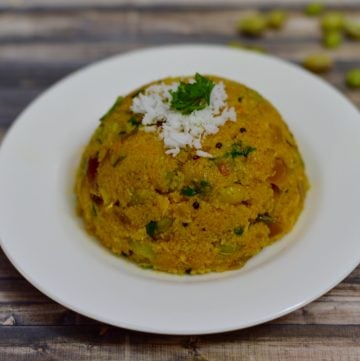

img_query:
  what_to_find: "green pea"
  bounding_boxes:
[344,21,360,41]
[131,240,155,260]
[267,10,287,30]
[218,243,238,255]
[157,217,173,232]
[322,30,343,49]
[303,53,333,74]
[238,13,267,37]
[305,2,325,16]
[345,69,360,89]
[321,12,345,32]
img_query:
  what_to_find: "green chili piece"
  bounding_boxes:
[256,213,273,223]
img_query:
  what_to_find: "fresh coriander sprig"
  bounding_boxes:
[170,73,215,115]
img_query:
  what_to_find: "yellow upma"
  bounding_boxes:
[75,75,309,274]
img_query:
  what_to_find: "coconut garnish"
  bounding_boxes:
[131,73,236,157]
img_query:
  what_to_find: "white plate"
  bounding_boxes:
[0,45,360,335]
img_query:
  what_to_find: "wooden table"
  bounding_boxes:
[0,1,359,359]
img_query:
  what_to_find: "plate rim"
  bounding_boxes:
[0,43,359,335]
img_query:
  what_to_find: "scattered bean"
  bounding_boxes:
[345,68,360,89]
[322,30,343,49]
[303,53,333,74]
[344,21,360,40]
[321,12,345,32]
[237,13,267,37]
[267,10,287,30]
[305,2,325,16]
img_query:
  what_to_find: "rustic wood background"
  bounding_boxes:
[0,0,359,360]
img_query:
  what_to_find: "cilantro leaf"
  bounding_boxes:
[229,142,256,158]
[180,180,212,197]
[234,227,244,236]
[146,221,158,238]
[128,116,141,127]
[170,73,215,115]
[180,186,198,197]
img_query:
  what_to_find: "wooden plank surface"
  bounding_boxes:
[0,1,359,360]
[1,0,360,8]
[1,0,360,10]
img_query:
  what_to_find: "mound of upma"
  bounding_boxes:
[75,74,309,274]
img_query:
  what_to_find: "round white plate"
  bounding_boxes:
[0,45,360,335]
